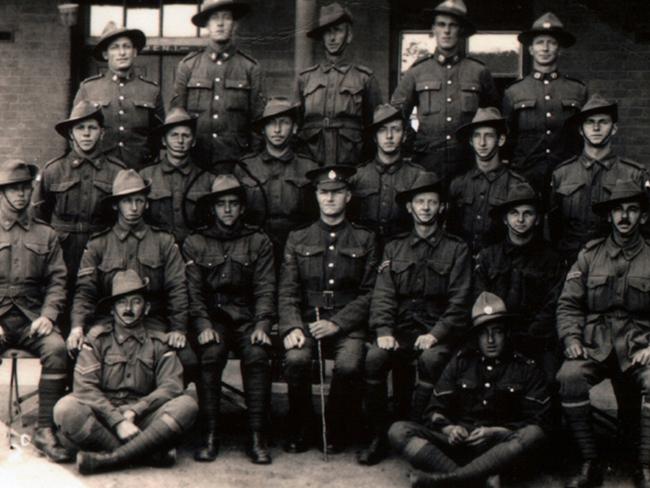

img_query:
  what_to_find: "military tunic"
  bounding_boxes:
[73,71,163,171]
[391,50,499,182]
[170,43,265,168]
[293,59,383,166]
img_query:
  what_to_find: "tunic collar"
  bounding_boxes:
[113,220,148,241]
[161,156,193,175]
[532,70,560,82]
[0,210,29,231]
[433,48,461,66]
[410,225,442,248]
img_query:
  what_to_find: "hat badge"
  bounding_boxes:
[543,21,551,29]
[484,306,493,315]
[328,170,337,180]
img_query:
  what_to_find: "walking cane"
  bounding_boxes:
[314,307,328,462]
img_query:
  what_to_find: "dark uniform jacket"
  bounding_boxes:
[72,322,184,428]
[557,234,650,372]
[32,151,125,234]
[349,157,427,241]
[170,42,265,166]
[72,221,187,333]
[503,71,587,184]
[391,49,498,180]
[370,227,471,341]
[426,348,550,431]
[549,153,649,258]
[293,58,382,166]
[448,165,528,255]
[140,156,215,243]
[182,223,276,335]
[0,212,67,322]
[278,219,378,339]
[73,70,163,171]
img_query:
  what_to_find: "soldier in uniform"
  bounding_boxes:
[349,103,429,249]
[293,2,383,167]
[73,22,163,171]
[390,292,550,488]
[183,174,275,464]
[170,0,265,170]
[0,159,70,462]
[391,0,498,183]
[549,94,649,267]
[54,270,198,474]
[69,170,196,380]
[279,165,377,453]
[503,12,588,193]
[234,97,318,265]
[447,107,528,257]
[358,172,472,466]
[141,107,215,244]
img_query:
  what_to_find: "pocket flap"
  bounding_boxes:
[586,275,608,288]
[427,259,451,275]
[556,182,585,196]
[197,254,226,268]
[457,380,477,390]
[187,77,212,89]
[415,80,441,92]
[629,276,650,292]
[338,247,368,259]
[562,98,581,109]
[23,241,49,255]
[339,83,364,95]
[285,176,310,188]
[104,354,127,366]
[50,179,80,192]
[98,258,124,272]
[92,179,113,193]
[230,253,251,266]
[0,241,10,251]
[224,79,250,90]
[460,82,479,92]
[499,383,524,393]
[148,187,173,200]
[139,255,163,269]
[133,100,155,109]
[304,78,326,96]
[391,259,414,273]
[295,245,325,257]
[136,356,154,369]
[92,98,111,108]
[514,99,537,110]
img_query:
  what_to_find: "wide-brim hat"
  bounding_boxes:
[456,107,507,142]
[0,160,38,188]
[93,21,146,61]
[253,97,299,130]
[470,292,517,330]
[192,0,251,27]
[307,2,353,39]
[97,269,150,311]
[489,181,542,218]
[396,172,444,205]
[55,101,104,139]
[432,0,476,37]
[196,173,246,209]
[306,165,356,191]
[103,169,152,206]
[150,107,197,140]
[569,93,618,127]
[517,12,576,48]
[367,104,405,134]
[592,179,648,215]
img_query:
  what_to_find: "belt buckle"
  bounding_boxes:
[322,290,334,310]
[323,117,330,128]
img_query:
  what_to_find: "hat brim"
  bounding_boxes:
[366,111,406,135]
[0,164,39,188]
[569,105,619,128]
[471,312,518,331]
[489,198,542,219]
[97,278,150,311]
[456,119,507,142]
[102,180,152,206]
[592,193,648,215]
[396,183,445,205]
[93,29,147,61]
[150,116,198,140]
[196,186,246,209]
[191,3,250,27]
[253,106,299,130]
[55,108,104,139]
[517,29,576,48]
[306,13,353,39]
[432,9,477,37]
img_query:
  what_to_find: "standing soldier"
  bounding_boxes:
[359,172,472,466]
[447,107,527,257]
[503,12,588,193]
[549,94,649,267]
[0,160,70,461]
[54,270,198,475]
[183,175,275,464]
[73,22,163,171]
[293,2,382,167]
[279,166,377,453]
[556,180,650,488]
[141,107,215,244]
[391,0,498,183]
[234,97,318,265]
[170,0,265,170]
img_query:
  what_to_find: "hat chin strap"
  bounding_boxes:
[412,212,438,226]
[0,189,23,215]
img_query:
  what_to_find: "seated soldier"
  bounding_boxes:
[183,174,275,464]
[279,165,377,453]
[0,159,69,461]
[54,270,198,474]
[390,292,550,488]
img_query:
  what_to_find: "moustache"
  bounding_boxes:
[618,219,631,225]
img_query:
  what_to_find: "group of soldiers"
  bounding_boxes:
[1,0,649,487]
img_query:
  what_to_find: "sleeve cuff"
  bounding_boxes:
[376,326,393,338]
[193,317,213,333]
[430,322,449,341]
[129,401,148,418]
[41,306,59,323]
[106,410,125,428]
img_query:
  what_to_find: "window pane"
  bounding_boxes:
[163,4,199,37]
[90,5,124,37]
[468,33,522,77]
[126,8,160,37]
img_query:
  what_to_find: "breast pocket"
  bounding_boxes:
[302,77,326,115]
[425,259,451,296]
[102,354,128,390]
[586,275,609,312]
[146,188,173,224]
[294,245,325,281]
[138,254,165,291]
[283,176,311,212]
[135,355,155,391]
[416,80,441,115]
[496,383,524,416]
[460,83,479,113]
[456,379,479,406]
[555,181,586,218]
[353,186,380,220]
[224,79,250,112]
[23,240,50,278]
[132,99,156,127]
[186,78,212,113]
[627,276,650,312]
[337,246,370,286]
[512,99,538,130]
[561,98,581,116]
[230,252,254,287]
[98,258,125,296]
[335,82,364,116]
[49,179,81,219]
[391,259,416,295]
[195,254,226,292]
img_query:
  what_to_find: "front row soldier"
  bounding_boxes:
[359,172,472,466]
[279,166,377,453]
[183,175,275,464]
[557,181,650,488]
[54,270,198,475]
[390,292,550,488]
[0,160,70,461]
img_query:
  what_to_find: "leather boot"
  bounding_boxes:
[565,461,603,488]
[357,380,388,465]
[247,431,271,464]
[356,435,388,466]
[33,427,73,463]
[194,365,221,462]
[194,430,219,462]
[284,382,311,453]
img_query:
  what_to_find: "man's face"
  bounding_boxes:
[529,35,560,67]
[478,322,508,359]
[470,126,504,162]
[504,204,539,239]
[163,125,194,159]
[263,116,295,150]
[2,181,32,212]
[432,14,460,51]
[213,194,243,227]
[71,119,103,154]
[116,192,148,224]
[316,187,350,217]
[207,10,235,43]
[322,22,351,56]
[580,114,617,148]
[113,293,147,327]
[608,201,648,237]
[104,36,137,72]
[406,191,443,226]
[375,119,405,157]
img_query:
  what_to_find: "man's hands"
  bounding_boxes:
[198,329,220,345]
[29,316,53,338]
[66,327,85,356]
[442,425,468,445]
[564,340,588,360]
[414,333,438,351]
[167,331,186,349]
[308,320,339,340]
[377,335,399,351]
[283,329,305,350]
[251,328,272,346]
[632,347,650,366]
[0,325,5,345]
[116,418,140,442]
[442,425,510,446]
